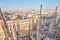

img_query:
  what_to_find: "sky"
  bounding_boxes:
[0,0,60,11]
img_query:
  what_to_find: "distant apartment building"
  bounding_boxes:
[0,19,33,40]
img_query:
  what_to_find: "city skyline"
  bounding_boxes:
[0,0,60,11]
[0,0,60,40]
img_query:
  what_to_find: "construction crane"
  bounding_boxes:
[0,7,14,40]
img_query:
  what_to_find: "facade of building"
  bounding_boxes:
[0,19,33,40]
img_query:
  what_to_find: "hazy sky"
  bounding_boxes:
[0,0,60,11]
